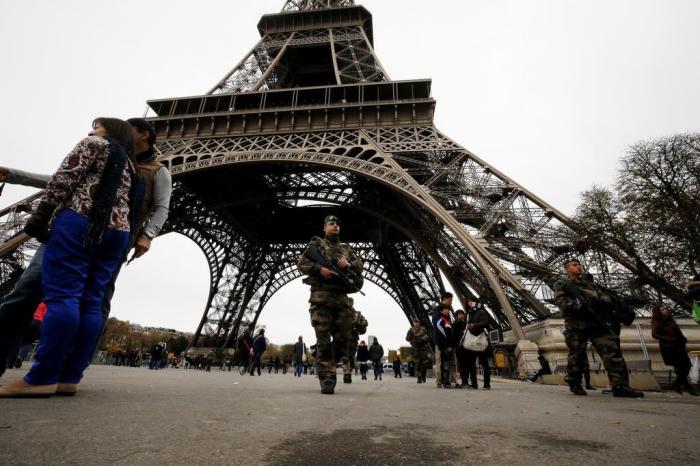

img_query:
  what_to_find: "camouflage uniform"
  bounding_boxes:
[298,235,363,390]
[406,325,432,382]
[553,275,628,389]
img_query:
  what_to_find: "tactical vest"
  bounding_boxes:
[302,236,360,293]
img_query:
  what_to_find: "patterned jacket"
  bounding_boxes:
[44,136,133,231]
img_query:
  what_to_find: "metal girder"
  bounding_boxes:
[282,0,354,12]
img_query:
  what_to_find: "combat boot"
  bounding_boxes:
[569,384,587,396]
[343,374,352,384]
[612,385,644,398]
[685,382,699,396]
[320,376,336,395]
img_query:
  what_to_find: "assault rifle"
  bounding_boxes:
[562,280,640,331]
[561,281,616,330]
[306,240,365,296]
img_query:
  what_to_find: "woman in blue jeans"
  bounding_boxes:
[0,118,141,397]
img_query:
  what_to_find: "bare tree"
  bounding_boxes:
[574,133,700,312]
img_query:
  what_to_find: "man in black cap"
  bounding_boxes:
[297,215,364,394]
[0,118,172,381]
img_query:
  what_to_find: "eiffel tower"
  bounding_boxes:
[0,0,661,364]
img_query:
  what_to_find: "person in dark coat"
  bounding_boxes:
[237,329,253,373]
[356,340,370,380]
[369,338,384,380]
[651,305,698,395]
[250,329,267,376]
[293,336,307,378]
[465,298,491,390]
[392,355,402,378]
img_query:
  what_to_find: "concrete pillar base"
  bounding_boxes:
[515,339,540,379]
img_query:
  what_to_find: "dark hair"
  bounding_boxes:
[467,296,479,303]
[564,258,581,267]
[437,303,450,312]
[93,117,134,155]
[440,291,453,300]
[127,118,156,145]
[455,309,465,315]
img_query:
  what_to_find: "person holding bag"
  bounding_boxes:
[294,336,307,378]
[0,118,140,397]
[464,297,491,390]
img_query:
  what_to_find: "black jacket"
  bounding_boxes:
[294,341,306,361]
[369,342,384,361]
[252,334,267,355]
[466,306,490,336]
[356,345,370,362]
[452,319,467,346]
[434,316,455,351]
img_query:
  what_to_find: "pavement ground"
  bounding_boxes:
[0,365,699,465]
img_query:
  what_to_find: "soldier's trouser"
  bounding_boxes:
[309,296,354,380]
[564,324,627,388]
[434,345,457,386]
[413,351,430,379]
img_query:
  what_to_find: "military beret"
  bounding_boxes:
[324,215,341,225]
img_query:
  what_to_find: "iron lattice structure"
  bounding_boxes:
[0,0,666,348]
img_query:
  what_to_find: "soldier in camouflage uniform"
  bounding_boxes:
[406,320,432,383]
[297,216,364,395]
[553,259,643,398]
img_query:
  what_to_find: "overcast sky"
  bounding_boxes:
[1,0,698,352]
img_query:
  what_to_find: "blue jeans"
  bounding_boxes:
[372,360,383,378]
[294,362,303,377]
[25,209,128,385]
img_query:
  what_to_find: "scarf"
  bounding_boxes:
[83,137,144,247]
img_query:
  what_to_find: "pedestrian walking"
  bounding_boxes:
[651,305,698,395]
[392,355,402,378]
[369,338,384,380]
[250,329,267,376]
[356,340,370,380]
[294,336,307,378]
[237,329,253,374]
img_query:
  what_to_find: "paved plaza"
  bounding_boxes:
[1,366,699,465]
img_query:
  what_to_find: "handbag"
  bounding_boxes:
[462,330,489,352]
